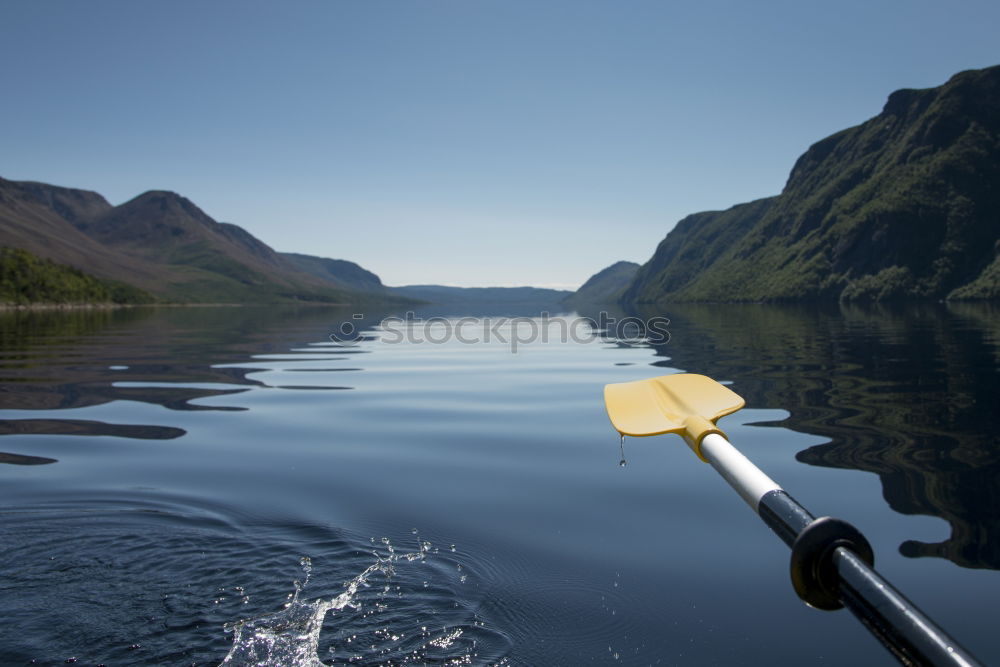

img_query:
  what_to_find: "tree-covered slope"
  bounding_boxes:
[0,246,153,305]
[625,65,1000,303]
[621,199,774,302]
[565,261,641,304]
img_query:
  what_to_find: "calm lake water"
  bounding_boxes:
[1,302,998,665]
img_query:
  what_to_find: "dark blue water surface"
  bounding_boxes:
[1,303,998,665]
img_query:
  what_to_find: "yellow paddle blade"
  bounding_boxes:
[604,373,745,459]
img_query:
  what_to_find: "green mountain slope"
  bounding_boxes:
[1,246,152,305]
[624,65,1000,303]
[281,252,385,292]
[71,189,344,303]
[0,180,403,304]
[564,261,640,304]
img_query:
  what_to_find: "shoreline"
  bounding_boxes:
[0,301,360,311]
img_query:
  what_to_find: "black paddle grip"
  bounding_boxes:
[790,516,874,611]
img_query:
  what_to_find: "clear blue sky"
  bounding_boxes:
[2,1,998,289]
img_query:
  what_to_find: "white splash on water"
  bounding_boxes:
[219,539,435,667]
[428,628,464,649]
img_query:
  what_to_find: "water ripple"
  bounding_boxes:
[0,496,510,666]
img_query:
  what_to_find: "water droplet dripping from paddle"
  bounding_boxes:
[619,434,627,468]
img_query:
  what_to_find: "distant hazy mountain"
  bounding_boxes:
[0,178,398,304]
[282,252,385,293]
[391,284,571,304]
[623,65,1000,303]
[563,261,639,304]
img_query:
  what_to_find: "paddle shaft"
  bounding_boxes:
[698,433,981,667]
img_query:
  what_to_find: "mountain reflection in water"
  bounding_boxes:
[0,306,377,468]
[619,301,1000,570]
[2,302,999,663]
[5,303,999,571]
